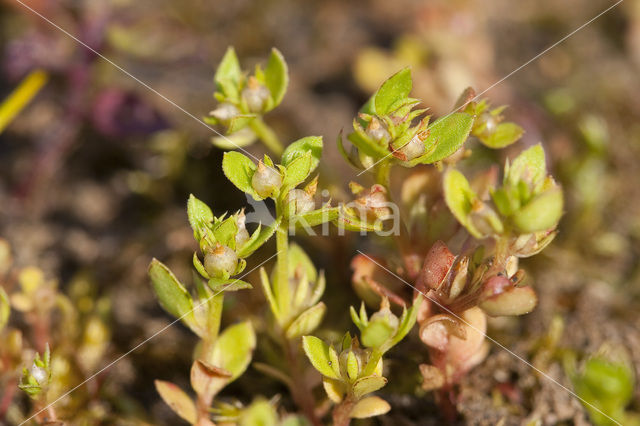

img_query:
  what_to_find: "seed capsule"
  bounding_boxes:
[479,112,497,135]
[366,118,390,142]
[210,103,240,125]
[204,244,238,278]
[235,211,250,248]
[251,161,282,198]
[242,76,271,113]
[30,364,48,385]
[398,133,426,161]
[286,189,315,215]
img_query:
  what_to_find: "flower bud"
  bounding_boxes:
[479,112,497,135]
[366,118,390,142]
[355,184,392,220]
[210,102,240,125]
[242,76,271,113]
[204,244,238,278]
[235,211,250,248]
[286,189,315,215]
[397,132,426,161]
[30,364,48,385]
[512,186,563,233]
[468,201,504,237]
[251,161,282,198]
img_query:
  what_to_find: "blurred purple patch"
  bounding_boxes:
[92,89,168,138]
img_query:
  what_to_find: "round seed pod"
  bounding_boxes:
[210,103,240,125]
[204,245,238,278]
[30,364,48,385]
[398,134,426,161]
[242,78,271,113]
[251,161,282,198]
[286,189,315,215]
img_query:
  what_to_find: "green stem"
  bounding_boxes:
[275,205,291,320]
[374,161,392,190]
[250,117,284,156]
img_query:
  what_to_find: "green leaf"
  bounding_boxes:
[335,206,383,233]
[212,128,257,150]
[419,112,473,164]
[282,136,323,172]
[443,169,483,238]
[222,151,259,199]
[149,259,196,327]
[215,47,242,86]
[302,336,340,379]
[291,206,340,229]
[263,48,289,110]
[285,302,326,339]
[210,321,256,381]
[227,114,258,134]
[374,68,412,115]
[512,187,563,233]
[353,375,388,398]
[236,217,281,258]
[349,396,391,419]
[287,243,317,283]
[187,194,213,240]
[208,277,253,292]
[155,380,197,424]
[0,287,9,331]
[282,151,312,190]
[259,267,280,321]
[239,398,278,426]
[346,351,359,381]
[506,144,546,189]
[480,122,524,148]
[213,216,238,248]
[361,320,395,349]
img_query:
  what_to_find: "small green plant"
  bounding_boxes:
[205,47,288,155]
[148,47,566,425]
[0,240,118,424]
[565,345,639,426]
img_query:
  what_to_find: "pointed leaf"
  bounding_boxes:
[374,68,412,115]
[419,112,473,164]
[291,206,340,229]
[322,377,346,403]
[302,336,340,379]
[506,144,546,189]
[285,302,326,339]
[281,136,323,172]
[443,169,483,238]
[263,48,289,109]
[349,396,391,419]
[222,151,259,199]
[480,122,524,148]
[227,114,257,134]
[155,380,197,424]
[282,151,312,190]
[215,47,242,85]
[212,128,257,149]
[148,259,195,326]
[236,217,281,258]
[353,375,388,398]
[210,321,256,381]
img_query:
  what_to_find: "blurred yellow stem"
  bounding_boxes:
[0,69,48,134]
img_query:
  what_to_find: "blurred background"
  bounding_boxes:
[1,0,639,424]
